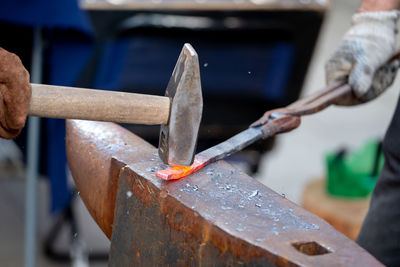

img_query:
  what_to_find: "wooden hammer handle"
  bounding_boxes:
[28,84,170,125]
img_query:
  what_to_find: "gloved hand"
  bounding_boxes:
[0,48,31,139]
[325,11,400,105]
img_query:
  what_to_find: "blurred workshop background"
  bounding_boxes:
[0,0,398,266]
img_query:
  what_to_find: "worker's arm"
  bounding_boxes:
[325,0,400,105]
[359,0,400,12]
[0,48,31,139]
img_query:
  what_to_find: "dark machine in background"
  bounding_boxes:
[82,4,326,173]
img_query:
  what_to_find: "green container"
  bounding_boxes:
[326,140,384,198]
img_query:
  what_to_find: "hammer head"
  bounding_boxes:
[158,44,203,166]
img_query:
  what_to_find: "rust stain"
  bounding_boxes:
[136,248,140,258]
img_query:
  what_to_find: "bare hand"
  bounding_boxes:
[0,48,31,139]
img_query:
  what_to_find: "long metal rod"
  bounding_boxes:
[24,27,43,267]
[196,126,263,163]
[156,127,264,180]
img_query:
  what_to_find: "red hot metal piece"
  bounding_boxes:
[157,115,301,181]
[156,158,205,181]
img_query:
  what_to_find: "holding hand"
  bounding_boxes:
[0,48,31,139]
[325,11,400,105]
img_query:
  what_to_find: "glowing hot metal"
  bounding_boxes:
[157,111,303,181]
[156,158,206,180]
[156,113,300,181]
[157,125,268,180]
[156,112,300,180]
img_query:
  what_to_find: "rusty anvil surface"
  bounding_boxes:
[66,120,382,266]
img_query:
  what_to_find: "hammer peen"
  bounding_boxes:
[28,43,203,166]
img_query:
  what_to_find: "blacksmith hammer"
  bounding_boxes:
[28,43,203,166]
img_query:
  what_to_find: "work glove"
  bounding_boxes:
[325,11,400,105]
[0,48,31,139]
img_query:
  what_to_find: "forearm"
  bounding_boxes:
[359,0,400,12]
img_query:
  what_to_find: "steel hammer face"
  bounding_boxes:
[158,44,203,166]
